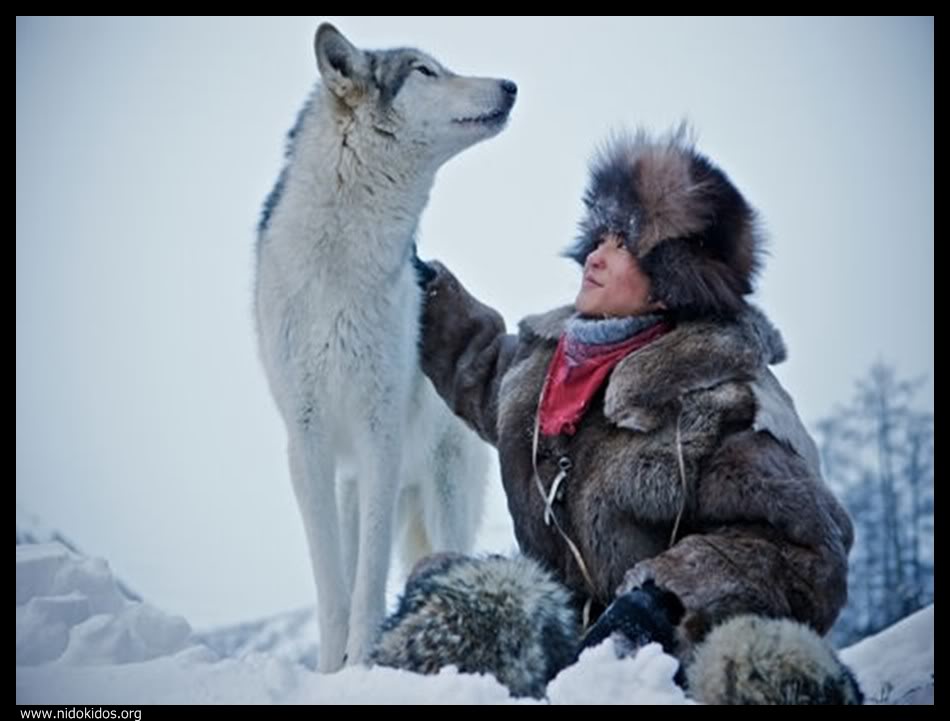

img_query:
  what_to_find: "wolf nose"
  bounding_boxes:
[500,79,518,97]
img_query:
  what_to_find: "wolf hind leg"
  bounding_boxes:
[422,414,489,554]
[396,485,434,577]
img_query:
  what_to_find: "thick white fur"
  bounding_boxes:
[255,24,512,670]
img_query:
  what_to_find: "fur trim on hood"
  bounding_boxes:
[564,126,764,319]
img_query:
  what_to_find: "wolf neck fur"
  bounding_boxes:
[282,90,436,272]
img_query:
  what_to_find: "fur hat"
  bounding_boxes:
[370,553,580,698]
[564,127,764,319]
[686,614,864,705]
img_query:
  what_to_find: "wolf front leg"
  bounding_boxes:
[288,426,349,672]
[344,412,405,665]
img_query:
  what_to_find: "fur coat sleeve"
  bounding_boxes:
[419,262,519,446]
[620,421,854,650]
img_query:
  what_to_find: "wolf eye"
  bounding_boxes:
[413,64,437,78]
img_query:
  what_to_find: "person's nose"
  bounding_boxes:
[586,247,606,271]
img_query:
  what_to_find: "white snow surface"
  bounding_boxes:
[16,541,933,704]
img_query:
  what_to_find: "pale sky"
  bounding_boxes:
[16,16,933,628]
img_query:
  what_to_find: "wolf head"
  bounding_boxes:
[314,23,517,174]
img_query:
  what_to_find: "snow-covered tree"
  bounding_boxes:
[816,363,934,646]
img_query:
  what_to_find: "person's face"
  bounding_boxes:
[575,234,660,317]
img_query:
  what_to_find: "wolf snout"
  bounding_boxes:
[498,79,517,113]
[500,79,518,97]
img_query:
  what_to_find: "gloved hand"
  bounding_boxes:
[411,244,437,288]
[579,580,685,656]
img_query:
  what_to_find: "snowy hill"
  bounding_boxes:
[840,605,934,704]
[196,607,318,670]
[16,540,933,704]
[16,543,191,668]
[16,506,141,603]
[17,507,83,552]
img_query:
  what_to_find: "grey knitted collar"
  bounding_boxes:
[565,313,665,346]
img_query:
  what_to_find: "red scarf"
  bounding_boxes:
[538,321,671,436]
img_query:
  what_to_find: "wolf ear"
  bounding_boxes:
[315,23,371,100]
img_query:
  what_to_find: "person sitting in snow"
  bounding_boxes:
[372,127,860,704]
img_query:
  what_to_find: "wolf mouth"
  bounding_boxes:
[452,107,509,125]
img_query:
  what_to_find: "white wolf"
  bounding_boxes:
[254,23,515,671]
